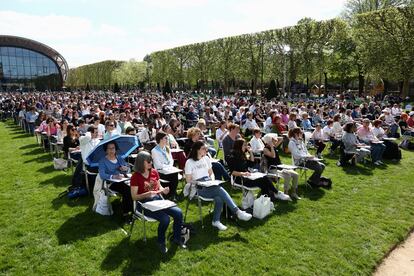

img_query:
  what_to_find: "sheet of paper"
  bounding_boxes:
[142,200,177,212]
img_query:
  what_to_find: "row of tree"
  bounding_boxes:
[65,4,414,97]
[65,59,147,90]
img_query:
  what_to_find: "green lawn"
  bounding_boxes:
[1,120,414,275]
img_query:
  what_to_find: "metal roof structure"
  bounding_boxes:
[0,35,69,82]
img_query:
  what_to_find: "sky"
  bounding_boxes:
[1,0,347,68]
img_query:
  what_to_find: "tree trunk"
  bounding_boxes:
[358,72,364,96]
[324,72,328,94]
[401,78,409,98]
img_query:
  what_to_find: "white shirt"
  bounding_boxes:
[288,138,309,165]
[249,136,265,153]
[151,145,174,170]
[215,128,227,146]
[79,133,100,164]
[311,129,324,141]
[184,156,212,181]
[243,119,258,130]
[372,127,385,139]
[322,125,332,140]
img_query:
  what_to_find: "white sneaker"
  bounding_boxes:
[178,173,183,180]
[291,193,301,200]
[275,191,292,201]
[236,210,252,221]
[212,221,228,231]
[378,160,384,165]
[374,161,381,166]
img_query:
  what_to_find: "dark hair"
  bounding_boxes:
[188,141,205,161]
[125,126,136,135]
[155,131,168,144]
[288,127,302,138]
[87,126,97,133]
[66,124,75,137]
[103,141,119,152]
[232,138,246,160]
[343,122,356,133]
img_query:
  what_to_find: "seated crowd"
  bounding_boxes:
[3,89,414,253]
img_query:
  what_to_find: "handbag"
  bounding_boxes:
[95,190,113,216]
[253,195,273,219]
[241,190,255,209]
[53,158,68,170]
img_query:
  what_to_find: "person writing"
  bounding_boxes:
[130,151,185,253]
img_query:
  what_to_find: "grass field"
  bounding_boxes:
[1,120,414,275]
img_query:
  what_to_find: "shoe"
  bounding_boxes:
[275,191,292,201]
[291,193,301,200]
[378,160,384,165]
[178,173,183,181]
[336,161,341,167]
[123,213,133,225]
[159,243,168,254]
[236,210,252,221]
[374,161,381,166]
[212,221,228,231]
[172,239,187,249]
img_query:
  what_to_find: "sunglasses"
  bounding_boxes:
[108,124,114,127]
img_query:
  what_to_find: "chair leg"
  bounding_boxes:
[184,198,191,223]
[143,220,147,242]
[198,198,204,228]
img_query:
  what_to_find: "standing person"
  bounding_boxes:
[185,141,252,231]
[130,151,186,253]
[98,141,133,223]
[151,132,179,200]
[288,127,328,188]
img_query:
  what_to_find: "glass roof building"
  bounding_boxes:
[0,35,68,91]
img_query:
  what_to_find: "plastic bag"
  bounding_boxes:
[53,158,68,170]
[95,190,113,216]
[241,190,255,209]
[253,195,272,219]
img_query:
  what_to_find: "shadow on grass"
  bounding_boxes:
[101,237,178,275]
[56,210,120,245]
[51,192,91,210]
[341,164,374,176]
[24,155,51,164]
[12,133,33,139]
[39,173,72,187]
[19,143,38,150]
[299,185,326,201]
[23,147,48,156]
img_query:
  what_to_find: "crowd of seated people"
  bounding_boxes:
[3,89,413,253]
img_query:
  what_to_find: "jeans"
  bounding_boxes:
[196,178,238,222]
[212,162,230,181]
[138,195,183,245]
[370,143,386,162]
[304,159,325,185]
[208,147,217,158]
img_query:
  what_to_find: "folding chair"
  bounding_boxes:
[183,183,215,228]
[129,200,158,241]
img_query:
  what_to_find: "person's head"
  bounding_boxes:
[233,138,247,156]
[125,126,136,135]
[66,124,76,137]
[333,114,340,122]
[246,111,253,119]
[400,113,409,121]
[188,141,207,161]
[343,122,356,133]
[134,151,152,173]
[373,119,382,128]
[362,118,370,128]
[87,126,98,138]
[289,113,296,121]
[161,124,172,134]
[219,120,227,129]
[155,131,168,146]
[227,123,240,137]
[196,119,206,130]
[326,119,333,127]
[253,128,262,138]
[103,141,119,156]
[315,123,321,130]
[187,127,202,141]
[302,113,308,119]
[105,120,115,131]
[288,127,302,139]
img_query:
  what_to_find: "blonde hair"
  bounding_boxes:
[187,127,202,139]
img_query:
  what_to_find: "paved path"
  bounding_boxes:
[374,231,414,276]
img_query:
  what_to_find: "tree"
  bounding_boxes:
[353,6,414,97]
[342,0,412,20]
[267,79,278,99]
